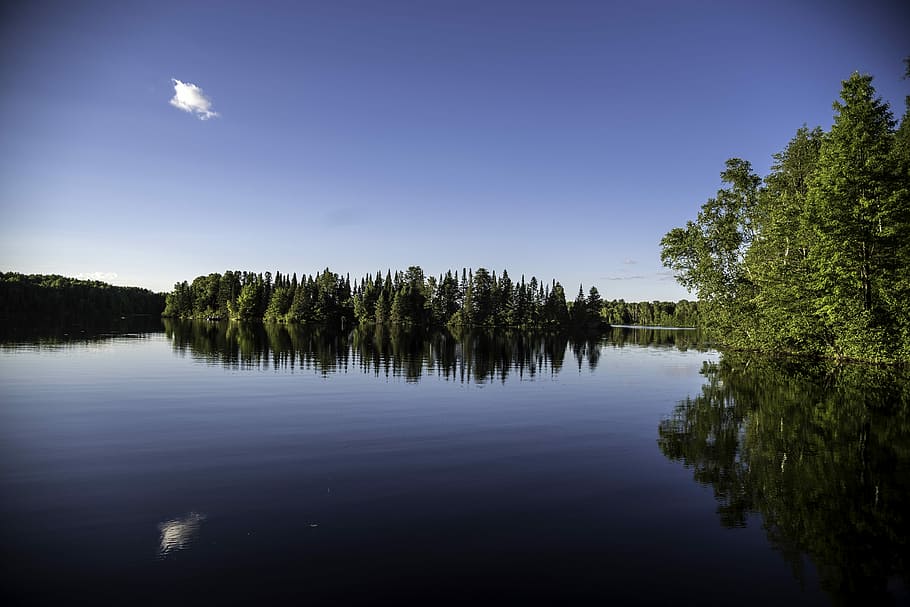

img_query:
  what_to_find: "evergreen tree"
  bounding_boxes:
[748,126,824,352]
[571,285,587,326]
[586,286,603,323]
[498,269,514,326]
[807,72,903,358]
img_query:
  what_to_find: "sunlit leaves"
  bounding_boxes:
[661,67,910,361]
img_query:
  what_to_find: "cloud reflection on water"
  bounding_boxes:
[157,512,206,557]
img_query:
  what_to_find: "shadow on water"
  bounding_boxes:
[161,320,704,382]
[658,353,910,604]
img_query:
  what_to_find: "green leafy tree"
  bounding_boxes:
[660,159,761,342]
[806,72,904,359]
[264,286,292,321]
[230,280,262,321]
[747,126,825,352]
[163,281,193,317]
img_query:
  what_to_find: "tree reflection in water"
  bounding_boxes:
[658,353,910,603]
[162,320,701,382]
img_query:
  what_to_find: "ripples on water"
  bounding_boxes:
[157,513,206,558]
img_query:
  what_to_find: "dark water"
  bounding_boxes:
[1,321,907,605]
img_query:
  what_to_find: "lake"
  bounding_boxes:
[1,321,907,605]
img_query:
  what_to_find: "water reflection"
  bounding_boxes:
[163,320,702,381]
[0,317,162,349]
[603,325,702,351]
[658,354,910,603]
[157,512,206,558]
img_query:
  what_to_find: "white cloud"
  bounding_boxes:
[599,274,646,281]
[623,258,638,265]
[76,271,118,282]
[170,79,219,120]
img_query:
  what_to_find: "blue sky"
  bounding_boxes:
[1,0,907,299]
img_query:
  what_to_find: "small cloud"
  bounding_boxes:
[623,258,638,265]
[599,274,646,281]
[170,79,219,120]
[657,270,676,281]
[76,271,118,282]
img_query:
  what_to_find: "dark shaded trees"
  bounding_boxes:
[1,273,165,323]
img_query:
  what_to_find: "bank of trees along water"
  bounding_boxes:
[162,267,700,330]
[0,272,165,325]
[661,66,910,362]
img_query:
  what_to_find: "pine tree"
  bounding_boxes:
[807,72,901,358]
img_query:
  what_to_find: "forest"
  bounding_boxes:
[161,267,699,330]
[661,67,910,362]
[0,272,165,325]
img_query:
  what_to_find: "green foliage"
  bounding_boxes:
[661,158,762,343]
[162,266,698,332]
[264,286,292,321]
[662,67,910,362]
[598,298,699,327]
[806,73,905,359]
[747,126,825,353]
[230,280,262,321]
[162,269,355,326]
[0,272,165,324]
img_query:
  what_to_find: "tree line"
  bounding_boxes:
[0,272,165,325]
[162,267,699,329]
[661,65,910,362]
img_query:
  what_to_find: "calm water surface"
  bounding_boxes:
[1,322,907,605]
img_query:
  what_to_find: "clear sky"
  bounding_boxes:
[1,0,907,299]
